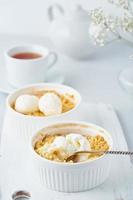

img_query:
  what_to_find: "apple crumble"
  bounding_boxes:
[13,90,76,116]
[34,133,109,163]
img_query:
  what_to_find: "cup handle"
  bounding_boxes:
[47,52,58,70]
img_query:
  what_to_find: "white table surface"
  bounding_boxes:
[0,34,133,199]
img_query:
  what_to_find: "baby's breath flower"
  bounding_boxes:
[89,8,118,46]
[121,13,133,32]
[89,8,106,25]
[108,0,130,10]
[88,0,133,46]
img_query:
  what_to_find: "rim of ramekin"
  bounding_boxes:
[6,83,81,119]
[31,121,113,167]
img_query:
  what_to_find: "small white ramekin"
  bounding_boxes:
[31,121,113,192]
[5,83,81,146]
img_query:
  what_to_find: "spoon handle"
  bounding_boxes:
[78,150,133,155]
[104,150,133,155]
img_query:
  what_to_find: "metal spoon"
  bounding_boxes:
[66,150,133,162]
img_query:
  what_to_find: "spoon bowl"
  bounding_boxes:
[66,150,133,162]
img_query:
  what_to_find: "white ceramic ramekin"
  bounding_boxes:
[5,83,81,146]
[31,121,113,192]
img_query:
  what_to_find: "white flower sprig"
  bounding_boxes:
[88,8,119,46]
[108,0,130,10]
[121,13,133,32]
[88,0,133,46]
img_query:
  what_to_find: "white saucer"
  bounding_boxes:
[0,66,64,94]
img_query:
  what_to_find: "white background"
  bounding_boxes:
[0,0,103,36]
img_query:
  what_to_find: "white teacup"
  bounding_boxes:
[5,45,57,88]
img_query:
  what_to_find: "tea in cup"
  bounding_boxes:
[5,45,57,88]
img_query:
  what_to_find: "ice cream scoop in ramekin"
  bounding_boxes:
[31,121,113,192]
[5,83,81,145]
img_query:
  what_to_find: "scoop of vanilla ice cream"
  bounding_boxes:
[42,133,91,159]
[52,136,67,149]
[42,136,68,159]
[43,136,66,151]
[66,133,91,154]
[15,94,39,114]
[38,93,62,116]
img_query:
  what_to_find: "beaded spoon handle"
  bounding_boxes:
[66,150,133,162]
